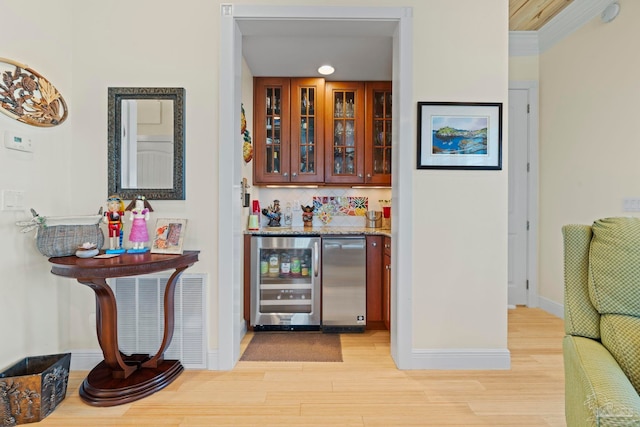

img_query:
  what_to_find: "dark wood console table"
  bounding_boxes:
[49,250,199,406]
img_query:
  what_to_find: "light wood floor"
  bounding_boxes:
[39,307,566,426]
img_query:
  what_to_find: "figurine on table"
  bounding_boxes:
[301,205,314,228]
[103,195,126,253]
[261,199,282,227]
[125,196,154,253]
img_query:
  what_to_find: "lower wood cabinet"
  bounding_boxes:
[382,236,391,330]
[244,234,390,330]
[365,235,384,329]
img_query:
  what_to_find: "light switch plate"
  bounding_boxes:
[1,190,25,211]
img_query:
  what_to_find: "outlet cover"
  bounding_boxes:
[622,198,640,212]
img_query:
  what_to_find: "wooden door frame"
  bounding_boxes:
[219,5,414,370]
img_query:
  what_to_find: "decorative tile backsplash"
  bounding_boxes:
[313,196,367,225]
[253,187,391,227]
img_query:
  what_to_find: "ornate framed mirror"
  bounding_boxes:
[107,87,185,200]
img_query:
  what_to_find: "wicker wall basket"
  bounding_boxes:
[17,211,105,257]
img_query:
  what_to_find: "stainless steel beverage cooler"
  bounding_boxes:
[321,236,366,332]
[250,236,321,330]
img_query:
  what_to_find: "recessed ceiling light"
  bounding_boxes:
[317,65,335,75]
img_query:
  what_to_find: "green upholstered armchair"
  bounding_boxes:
[563,218,640,426]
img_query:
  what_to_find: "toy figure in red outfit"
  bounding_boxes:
[103,195,125,251]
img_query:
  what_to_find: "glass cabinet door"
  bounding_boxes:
[365,81,392,186]
[266,87,281,174]
[290,78,324,183]
[325,81,364,184]
[253,78,290,183]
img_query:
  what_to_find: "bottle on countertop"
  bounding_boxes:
[284,203,292,227]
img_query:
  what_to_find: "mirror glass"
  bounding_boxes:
[108,87,185,200]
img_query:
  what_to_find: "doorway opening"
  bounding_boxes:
[218,5,414,370]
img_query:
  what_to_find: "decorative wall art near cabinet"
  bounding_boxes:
[0,57,68,127]
[253,78,391,187]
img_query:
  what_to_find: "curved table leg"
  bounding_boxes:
[142,265,188,369]
[78,278,136,380]
[77,275,185,406]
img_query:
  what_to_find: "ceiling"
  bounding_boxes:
[510,0,574,31]
[239,19,396,81]
[240,1,577,81]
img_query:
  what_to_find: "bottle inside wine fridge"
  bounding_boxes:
[250,236,321,330]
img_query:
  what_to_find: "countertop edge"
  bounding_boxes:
[244,227,391,238]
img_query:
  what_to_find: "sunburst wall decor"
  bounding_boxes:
[0,57,68,127]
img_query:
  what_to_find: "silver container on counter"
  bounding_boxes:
[365,210,382,228]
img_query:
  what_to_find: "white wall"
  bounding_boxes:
[538,0,640,304]
[411,0,509,351]
[0,0,74,366]
[66,0,220,353]
[509,55,539,81]
[0,0,509,370]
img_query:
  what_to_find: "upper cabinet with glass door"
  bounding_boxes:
[365,82,392,186]
[290,78,324,183]
[253,78,290,184]
[253,78,390,186]
[324,81,365,184]
[253,78,324,184]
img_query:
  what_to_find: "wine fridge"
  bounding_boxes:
[250,236,321,330]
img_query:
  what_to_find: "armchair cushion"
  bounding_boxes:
[590,217,640,316]
[600,314,640,394]
[563,224,600,338]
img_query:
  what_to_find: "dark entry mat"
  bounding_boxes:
[240,332,342,362]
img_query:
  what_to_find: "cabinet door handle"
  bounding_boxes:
[371,242,377,247]
[314,241,319,277]
[384,244,391,249]
[292,172,297,177]
[367,173,372,178]
[358,173,363,178]
[283,172,288,177]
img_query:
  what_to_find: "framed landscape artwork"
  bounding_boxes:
[151,218,187,254]
[417,102,502,170]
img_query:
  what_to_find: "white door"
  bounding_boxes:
[508,89,529,306]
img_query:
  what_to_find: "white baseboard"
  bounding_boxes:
[207,350,220,370]
[206,321,246,370]
[69,349,103,370]
[538,296,564,319]
[411,348,511,370]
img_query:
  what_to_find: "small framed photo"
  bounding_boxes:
[417,102,502,170]
[151,218,187,254]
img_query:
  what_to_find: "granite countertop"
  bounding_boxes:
[245,226,391,237]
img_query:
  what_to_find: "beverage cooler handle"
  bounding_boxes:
[314,241,319,277]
